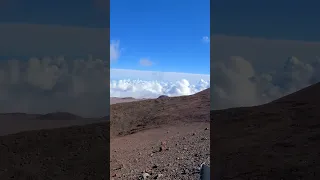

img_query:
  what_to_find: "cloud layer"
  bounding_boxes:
[110,79,210,98]
[211,55,320,110]
[0,56,109,117]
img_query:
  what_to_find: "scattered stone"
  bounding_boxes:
[205,128,209,130]
[159,141,166,152]
[142,172,150,179]
[201,137,208,140]
[155,174,164,179]
[182,169,190,174]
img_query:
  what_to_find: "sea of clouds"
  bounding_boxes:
[110,68,210,98]
[110,79,210,98]
[0,54,318,116]
[211,55,320,110]
[0,56,109,117]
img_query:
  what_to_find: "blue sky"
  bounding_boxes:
[212,0,320,41]
[110,0,210,74]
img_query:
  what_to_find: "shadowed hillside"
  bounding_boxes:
[211,83,320,179]
[0,121,109,179]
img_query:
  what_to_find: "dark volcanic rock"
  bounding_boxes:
[157,95,169,99]
[35,112,82,120]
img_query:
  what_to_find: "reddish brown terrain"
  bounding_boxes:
[211,82,320,179]
[110,89,210,179]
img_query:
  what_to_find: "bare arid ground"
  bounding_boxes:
[0,114,109,180]
[110,89,210,179]
[211,82,320,179]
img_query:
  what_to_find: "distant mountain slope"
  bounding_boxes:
[35,112,82,120]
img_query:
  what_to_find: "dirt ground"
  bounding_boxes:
[109,89,210,179]
[110,122,210,180]
[0,121,109,180]
[0,89,210,179]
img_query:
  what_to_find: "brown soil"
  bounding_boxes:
[110,89,210,179]
[0,88,210,180]
[211,82,320,179]
[110,89,210,137]
[110,122,210,180]
[0,121,109,180]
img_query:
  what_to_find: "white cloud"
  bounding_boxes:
[211,55,320,110]
[0,56,109,118]
[110,69,210,98]
[210,35,320,110]
[110,40,121,61]
[202,36,210,43]
[139,58,153,66]
[110,79,210,98]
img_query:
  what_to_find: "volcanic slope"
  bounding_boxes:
[110,89,210,179]
[0,119,109,180]
[211,82,320,179]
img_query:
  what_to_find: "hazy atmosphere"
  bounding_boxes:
[210,1,320,110]
[0,0,109,117]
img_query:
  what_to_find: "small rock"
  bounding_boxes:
[142,172,150,179]
[155,174,164,179]
[182,169,189,174]
[150,153,154,157]
[192,133,196,136]
[152,165,158,169]
[205,128,209,130]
